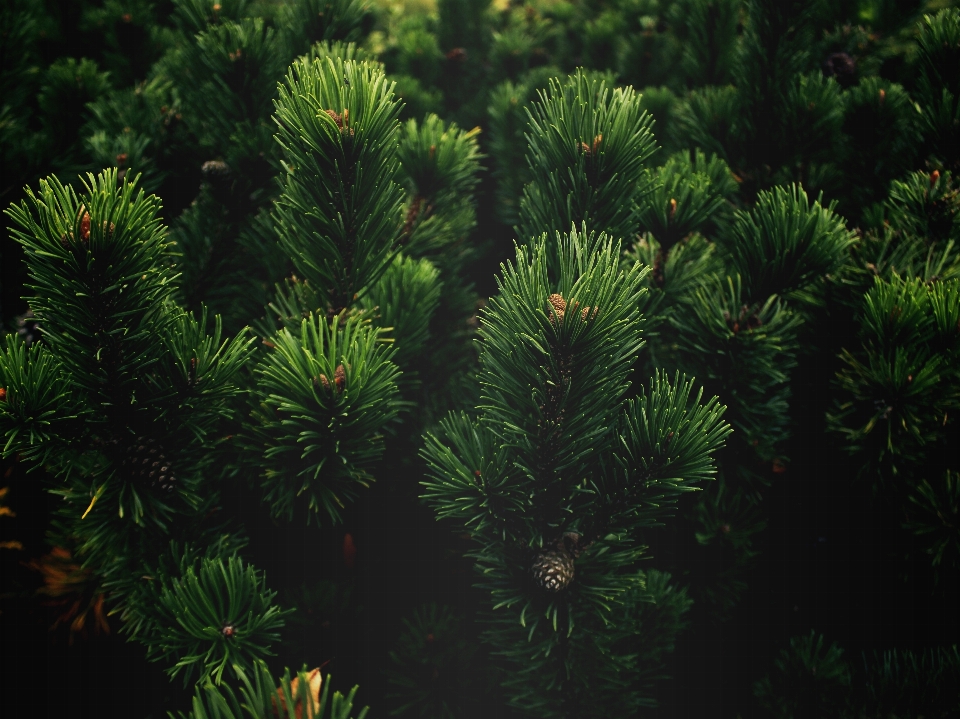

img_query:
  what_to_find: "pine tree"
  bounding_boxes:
[0,170,270,681]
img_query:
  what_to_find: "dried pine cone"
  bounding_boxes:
[120,436,176,492]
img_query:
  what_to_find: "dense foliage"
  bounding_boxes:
[1,0,958,717]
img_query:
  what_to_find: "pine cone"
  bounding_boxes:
[120,437,176,492]
[201,160,235,205]
[530,546,575,592]
[201,160,232,182]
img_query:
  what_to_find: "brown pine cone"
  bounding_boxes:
[121,436,176,492]
[530,545,575,592]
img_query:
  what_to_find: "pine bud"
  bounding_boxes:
[548,293,566,324]
[0,388,6,402]
[930,170,940,187]
[668,198,677,220]
[579,134,603,157]
[315,365,346,395]
[79,208,91,244]
[222,623,236,638]
[878,88,886,105]
[324,109,354,136]
[403,195,424,236]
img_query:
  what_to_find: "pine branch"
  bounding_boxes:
[272,55,404,315]
[516,70,656,269]
[249,312,401,524]
[143,555,291,685]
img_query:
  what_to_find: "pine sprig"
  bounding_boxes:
[720,183,856,302]
[4,170,178,403]
[906,469,960,575]
[668,274,801,457]
[636,150,736,251]
[358,253,442,368]
[272,55,404,314]
[146,555,291,685]
[421,227,728,715]
[397,113,483,261]
[279,0,370,55]
[171,0,252,34]
[612,371,731,515]
[830,276,960,481]
[915,8,960,170]
[177,660,368,719]
[250,312,401,523]
[517,70,656,258]
[477,227,646,509]
[0,334,83,460]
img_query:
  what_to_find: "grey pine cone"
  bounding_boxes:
[200,160,232,182]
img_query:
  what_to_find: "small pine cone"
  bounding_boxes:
[121,437,176,492]
[581,306,598,321]
[548,294,566,324]
[202,160,234,205]
[530,546,574,592]
[201,160,232,182]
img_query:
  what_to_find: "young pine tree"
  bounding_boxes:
[422,227,730,717]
